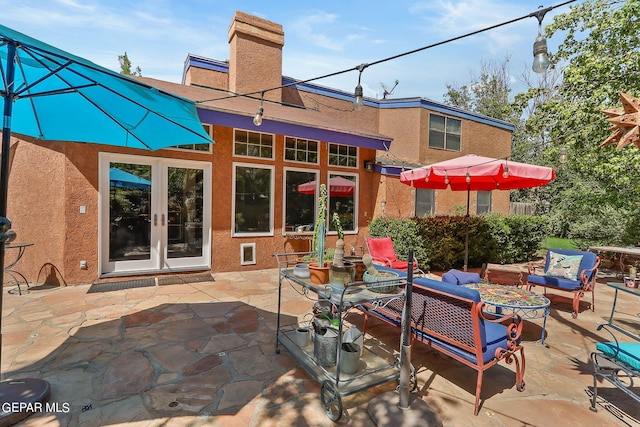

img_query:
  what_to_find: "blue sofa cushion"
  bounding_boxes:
[442,269,481,285]
[596,342,640,371]
[528,249,599,290]
[414,277,481,303]
[527,274,583,291]
[414,321,507,365]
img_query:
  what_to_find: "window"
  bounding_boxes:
[415,189,435,217]
[172,124,212,152]
[234,129,274,159]
[328,143,357,168]
[477,191,492,214]
[429,114,461,151]
[233,164,273,235]
[284,169,318,232]
[284,137,319,164]
[328,173,357,233]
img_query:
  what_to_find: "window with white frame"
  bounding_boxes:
[328,143,357,168]
[328,173,357,233]
[284,137,319,164]
[284,169,318,233]
[234,129,274,159]
[173,124,213,152]
[415,188,435,217]
[429,114,461,151]
[477,191,492,214]
[233,164,273,235]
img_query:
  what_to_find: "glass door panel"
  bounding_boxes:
[109,163,153,261]
[166,167,204,259]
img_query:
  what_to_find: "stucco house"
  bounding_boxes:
[5,11,513,286]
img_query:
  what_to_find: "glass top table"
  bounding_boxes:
[464,282,551,344]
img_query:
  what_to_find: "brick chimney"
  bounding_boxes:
[228,11,284,103]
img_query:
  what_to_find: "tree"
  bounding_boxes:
[523,0,640,245]
[443,56,519,123]
[118,52,142,76]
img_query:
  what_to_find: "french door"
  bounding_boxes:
[100,153,211,275]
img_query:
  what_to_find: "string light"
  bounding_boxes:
[253,91,265,126]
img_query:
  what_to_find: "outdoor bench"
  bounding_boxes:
[527,249,600,318]
[358,275,525,415]
[590,323,640,412]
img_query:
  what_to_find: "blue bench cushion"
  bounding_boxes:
[372,265,408,278]
[596,342,640,371]
[527,274,583,291]
[442,269,481,285]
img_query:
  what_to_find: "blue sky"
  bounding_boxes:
[0,0,577,102]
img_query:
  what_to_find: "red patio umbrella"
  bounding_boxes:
[400,154,555,270]
[297,176,355,197]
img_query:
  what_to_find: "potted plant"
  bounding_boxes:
[329,212,355,294]
[308,184,330,284]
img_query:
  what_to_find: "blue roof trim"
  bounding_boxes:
[183,55,229,83]
[197,108,391,151]
[282,77,514,132]
[186,57,513,132]
[375,164,404,176]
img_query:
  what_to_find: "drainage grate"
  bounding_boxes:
[87,278,155,293]
[158,273,214,286]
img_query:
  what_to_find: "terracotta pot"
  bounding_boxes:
[308,262,330,284]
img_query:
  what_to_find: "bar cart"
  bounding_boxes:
[274,252,410,422]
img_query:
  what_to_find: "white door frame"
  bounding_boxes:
[99,153,211,276]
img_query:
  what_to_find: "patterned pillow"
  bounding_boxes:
[545,251,583,281]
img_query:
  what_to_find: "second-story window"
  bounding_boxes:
[284,137,319,164]
[429,114,461,151]
[477,191,492,214]
[328,143,357,168]
[234,129,274,159]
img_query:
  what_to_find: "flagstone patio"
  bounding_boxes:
[1,268,638,426]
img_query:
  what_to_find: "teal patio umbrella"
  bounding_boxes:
[0,23,212,424]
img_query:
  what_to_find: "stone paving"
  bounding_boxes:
[0,269,639,426]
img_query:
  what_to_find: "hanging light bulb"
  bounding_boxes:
[532,35,550,73]
[253,106,263,126]
[444,172,449,185]
[559,147,568,163]
[353,84,364,110]
[353,63,368,111]
[465,172,471,183]
[531,6,550,73]
[253,91,265,126]
[502,163,509,179]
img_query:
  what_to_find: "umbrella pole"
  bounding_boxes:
[464,186,470,272]
[368,249,441,426]
[0,41,51,426]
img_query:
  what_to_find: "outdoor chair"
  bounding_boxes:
[526,249,600,318]
[364,237,423,275]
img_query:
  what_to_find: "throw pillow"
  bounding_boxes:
[545,251,583,281]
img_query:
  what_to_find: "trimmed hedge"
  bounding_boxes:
[368,214,550,271]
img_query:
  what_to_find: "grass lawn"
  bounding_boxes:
[543,237,578,250]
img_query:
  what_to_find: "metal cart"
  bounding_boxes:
[274,252,409,422]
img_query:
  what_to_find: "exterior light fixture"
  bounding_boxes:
[531,6,550,73]
[381,199,386,215]
[253,91,265,126]
[364,160,374,172]
[559,147,568,163]
[353,63,368,110]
